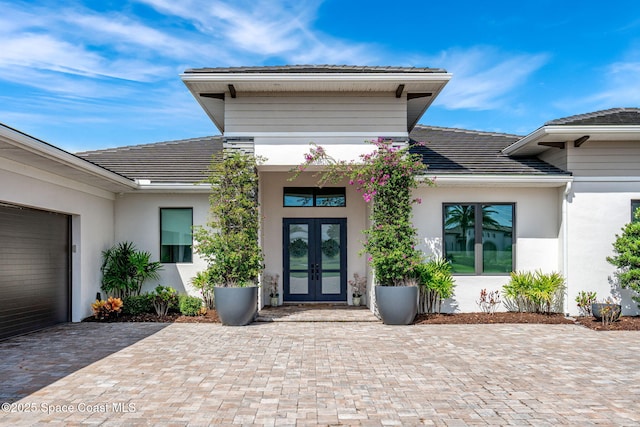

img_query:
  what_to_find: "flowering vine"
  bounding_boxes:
[292,138,432,286]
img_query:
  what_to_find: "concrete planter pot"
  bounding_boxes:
[591,303,621,322]
[375,285,418,325]
[270,296,279,307]
[214,286,258,326]
[352,296,361,307]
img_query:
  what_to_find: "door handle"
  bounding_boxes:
[315,264,320,280]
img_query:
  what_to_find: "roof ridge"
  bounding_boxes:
[77,135,221,155]
[185,64,447,73]
[545,107,640,125]
[413,124,522,138]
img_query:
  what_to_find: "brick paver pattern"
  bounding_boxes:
[1,321,639,426]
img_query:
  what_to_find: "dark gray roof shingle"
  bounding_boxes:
[77,136,222,183]
[545,108,640,126]
[409,126,570,175]
[77,126,569,183]
[184,64,447,74]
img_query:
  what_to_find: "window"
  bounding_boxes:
[443,203,514,274]
[632,200,640,222]
[160,208,193,263]
[283,187,346,207]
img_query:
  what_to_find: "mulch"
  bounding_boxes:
[82,309,640,331]
[82,310,220,323]
[413,312,574,325]
[414,312,640,331]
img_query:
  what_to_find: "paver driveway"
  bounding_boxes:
[1,322,639,426]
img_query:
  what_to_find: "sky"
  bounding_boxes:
[1,0,639,152]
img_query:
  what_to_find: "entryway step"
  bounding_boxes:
[256,304,379,322]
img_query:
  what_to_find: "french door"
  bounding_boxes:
[283,218,347,302]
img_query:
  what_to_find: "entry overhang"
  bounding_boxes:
[181,66,452,134]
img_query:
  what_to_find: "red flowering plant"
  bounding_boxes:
[292,138,431,286]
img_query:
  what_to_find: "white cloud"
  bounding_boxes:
[554,48,640,112]
[588,60,640,106]
[136,0,374,64]
[416,47,549,111]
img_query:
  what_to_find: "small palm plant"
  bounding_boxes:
[100,241,162,298]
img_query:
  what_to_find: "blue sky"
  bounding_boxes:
[1,0,639,152]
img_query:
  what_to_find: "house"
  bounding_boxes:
[1,65,639,338]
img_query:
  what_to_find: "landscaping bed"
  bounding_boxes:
[83,310,220,323]
[414,312,640,331]
[81,309,640,330]
[414,312,574,325]
[574,315,640,331]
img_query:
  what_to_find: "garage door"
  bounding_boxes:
[0,203,70,340]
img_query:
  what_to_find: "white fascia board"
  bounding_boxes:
[423,174,573,187]
[503,125,640,155]
[543,125,640,135]
[0,124,137,189]
[224,131,408,138]
[181,72,453,84]
[135,183,211,193]
[502,127,546,155]
[572,176,640,183]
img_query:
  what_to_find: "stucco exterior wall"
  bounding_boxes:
[0,157,116,321]
[114,192,209,296]
[260,171,369,305]
[566,180,640,316]
[412,185,562,313]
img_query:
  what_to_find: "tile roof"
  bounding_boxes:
[545,108,640,126]
[409,126,570,175]
[76,136,222,183]
[77,126,569,183]
[184,64,447,74]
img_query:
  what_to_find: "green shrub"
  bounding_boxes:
[100,241,162,298]
[179,295,203,316]
[575,290,597,317]
[607,208,640,309]
[415,257,456,314]
[122,294,154,315]
[152,285,178,317]
[191,270,215,309]
[503,270,565,314]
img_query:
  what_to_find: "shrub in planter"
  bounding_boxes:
[122,294,154,315]
[607,208,640,309]
[179,295,204,316]
[193,151,264,325]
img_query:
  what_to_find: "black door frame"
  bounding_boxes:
[283,218,347,302]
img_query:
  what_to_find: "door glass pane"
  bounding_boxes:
[290,272,309,294]
[288,224,309,268]
[321,224,341,269]
[321,271,341,294]
[482,204,513,273]
[444,205,475,273]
